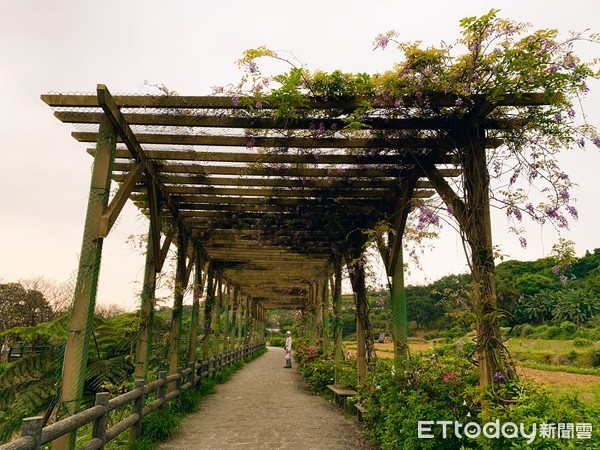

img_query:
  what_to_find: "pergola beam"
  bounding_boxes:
[74,131,503,150]
[42,92,549,109]
[59,111,526,131]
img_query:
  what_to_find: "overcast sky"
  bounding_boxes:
[1,1,599,310]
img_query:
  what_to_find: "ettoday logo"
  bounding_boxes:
[418,420,593,443]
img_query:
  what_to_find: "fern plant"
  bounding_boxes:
[0,312,141,444]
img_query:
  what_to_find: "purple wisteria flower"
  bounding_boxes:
[593,136,600,148]
[552,266,561,275]
[519,237,527,249]
[377,35,390,49]
[255,101,263,110]
[560,274,568,284]
[248,61,258,73]
[559,190,570,201]
[231,95,240,106]
[493,371,505,383]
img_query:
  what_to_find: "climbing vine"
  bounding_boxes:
[208,10,600,385]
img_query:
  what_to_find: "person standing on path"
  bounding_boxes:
[284,330,293,368]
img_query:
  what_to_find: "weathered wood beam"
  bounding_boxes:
[156,185,416,198]
[387,171,420,274]
[98,162,144,237]
[147,181,162,272]
[57,111,527,130]
[76,130,504,150]
[42,92,550,109]
[114,173,437,189]
[157,225,176,272]
[97,147,455,165]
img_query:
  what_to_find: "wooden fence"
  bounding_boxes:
[5,345,63,363]
[0,343,265,450]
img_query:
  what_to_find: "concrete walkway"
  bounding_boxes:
[160,347,375,450]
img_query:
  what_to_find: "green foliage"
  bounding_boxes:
[0,350,60,441]
[268,336,286,347]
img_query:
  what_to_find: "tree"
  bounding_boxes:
[20,276,73,314]
[0,283,54,333]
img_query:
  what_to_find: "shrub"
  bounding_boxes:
[574,338,593,347]
[268,336,286,347]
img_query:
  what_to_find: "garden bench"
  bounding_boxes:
[354,403,367,422]
[327,384,357,410]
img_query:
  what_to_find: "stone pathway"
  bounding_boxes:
[160,347,375,450]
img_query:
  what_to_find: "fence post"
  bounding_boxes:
[157,371,167,409]
[130,379,145,440]
[91,392,110,449]
[187,362,195,388]
[176,367,183,393]
[21,416,43,450]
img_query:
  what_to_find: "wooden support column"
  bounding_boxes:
[315,281,324,343]
[322,276,331,354]
[385,172,418,363]
[243,297,250,345]
[229,285,239,350]
[134,221,158,380]
[187,255,206,364]
[222,282,231,354]
[421,126,507,387]
[202,266,217,360]
[391,248,408,364]
[213,275,223,359]
[307,282,317,346]
[167,222,187,390]
[332,255,343,384]
[261,307,266,343]
[54,115,116,450]
[347,253,371,387]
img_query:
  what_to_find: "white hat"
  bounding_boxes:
[286,331,291,334]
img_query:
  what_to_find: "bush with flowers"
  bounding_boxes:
[293,340,356,395]
[294,345,599,449]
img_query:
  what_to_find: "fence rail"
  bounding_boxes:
[0,343,265,450]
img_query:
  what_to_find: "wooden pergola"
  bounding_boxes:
[42,85,547,448]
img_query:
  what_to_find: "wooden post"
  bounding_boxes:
[332,256,343,384]
[213,276,223,360]
[130,380,145,440]
[421,125,507,387]
[54,115,116,450]
[348,255,370,387]
[315,281,323,342]
[222,282,231,356]
[91,392,109,448]
[21,416,43,450]
[187,256,206,365]
[390,246,409,363]
[261,307,266,343]
[202,266,216,360]
[321,277,331,354]
[168,223,187,391]
[157,371,167,409]
[187,361,196,387]
[462,126,503,387]
[134,222,158,381]
[229,286,239,351]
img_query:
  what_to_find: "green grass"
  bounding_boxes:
[520,360,600,376]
